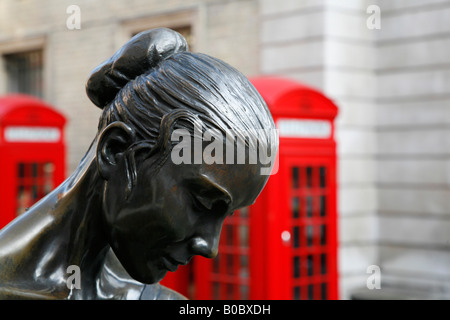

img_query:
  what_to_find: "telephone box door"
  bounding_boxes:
[278,154,338,300]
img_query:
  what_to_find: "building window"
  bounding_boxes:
[3,49,43,98]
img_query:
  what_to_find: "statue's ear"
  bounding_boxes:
[96,122,135,180]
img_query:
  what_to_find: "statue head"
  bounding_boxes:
[84,28,278,284]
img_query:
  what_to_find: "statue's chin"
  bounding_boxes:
[124,261,169,285]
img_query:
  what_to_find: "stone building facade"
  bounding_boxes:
[0,0,449,299]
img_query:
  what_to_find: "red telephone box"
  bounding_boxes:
[0,94,66,229]
[188,76,339,300]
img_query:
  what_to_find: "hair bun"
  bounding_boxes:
[86,28,189,109]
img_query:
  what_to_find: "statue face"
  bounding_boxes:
[101,151,268,284]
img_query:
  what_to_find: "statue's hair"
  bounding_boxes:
[84,28,277,194]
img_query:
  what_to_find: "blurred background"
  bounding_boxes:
[0,0,449,300]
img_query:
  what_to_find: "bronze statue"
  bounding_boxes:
[0,28,278,299]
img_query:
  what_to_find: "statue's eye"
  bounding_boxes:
[186,175,232,216]
[191,193,229,216]
[191,194,212,212]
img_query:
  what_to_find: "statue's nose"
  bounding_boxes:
[190,236,219,259]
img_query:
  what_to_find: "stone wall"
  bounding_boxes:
[375,0,450,298]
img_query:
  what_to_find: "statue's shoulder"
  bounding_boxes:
[139,283,187,300]
[0,285,66,300]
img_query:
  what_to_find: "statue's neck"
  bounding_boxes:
[53,159,109,299]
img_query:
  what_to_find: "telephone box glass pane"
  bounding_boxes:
[321,283,328,300]
[293,286,300,300]
[213,255,220,273]
[226,254,234,275]
[320,196,326,217]
[307,255,313,276]
[308,284,314,300]
[32,163,38,178]
[226,284,234,299]
[306,196,313,217]
[225,225,234,246]
[240,285,249,300]
[292,197,300,218]
[306,167,313,188]
[319,166,326,188]
[239,225,249,247]
[321,253,327,275]
[212,282,220,300]
[240,255,249,278]
[293,226,300,248]
[320,225,327,246]
[292,167,299,189]
[16,161,55,216]
[293,256,300,278]
[306,225,314,247]
[18,163,25,178]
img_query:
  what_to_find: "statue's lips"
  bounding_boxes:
[162,256,185,272]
